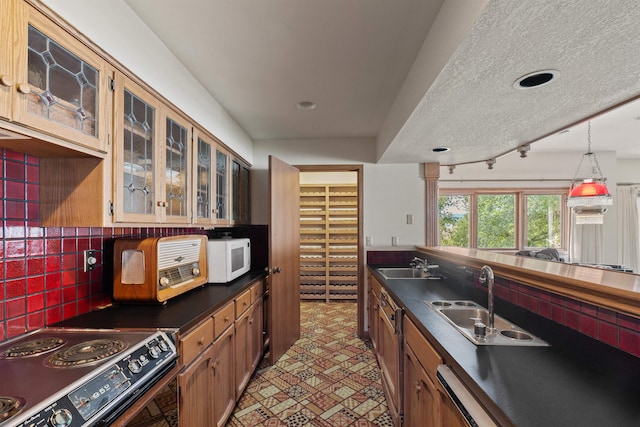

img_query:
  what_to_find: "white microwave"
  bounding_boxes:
[206,238,251,283]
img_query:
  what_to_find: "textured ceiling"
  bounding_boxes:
[124,0,640,164]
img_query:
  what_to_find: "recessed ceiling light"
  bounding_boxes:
[296,101,317,110]
[513,70,559,89]
[432,147,450,153]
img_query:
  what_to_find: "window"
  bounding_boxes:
[438,189,568,250]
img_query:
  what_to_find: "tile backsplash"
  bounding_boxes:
[368,249,640,358]
[0,149,201,342]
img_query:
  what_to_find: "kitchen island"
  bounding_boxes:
[368,264,640,426]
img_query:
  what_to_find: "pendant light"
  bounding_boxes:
[567,121,612,223]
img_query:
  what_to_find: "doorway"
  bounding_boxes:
[296,165,364,336]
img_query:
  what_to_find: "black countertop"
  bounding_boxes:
[54,271,266,336]
[369,265,640,427]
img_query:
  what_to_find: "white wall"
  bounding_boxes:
[45,0,254,163]
[252,139,427,247]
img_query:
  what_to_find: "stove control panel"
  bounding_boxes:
[15,331,177,427]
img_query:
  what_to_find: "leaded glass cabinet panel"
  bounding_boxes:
[11,4,109,152]
[216,148,229,221]
[196,136,212,221]
[164,115,189,220]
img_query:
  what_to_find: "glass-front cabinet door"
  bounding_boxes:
[161,106,190,224]
[113,73,162,223]
[8,2,110,152]
[0,0,12,120]
[215,147,230,224]
[231,158,251,224]
[193,128,213,224]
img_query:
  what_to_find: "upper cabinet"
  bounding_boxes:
[231,158,251,224]
[112,72,191,224]
[1,0,111,152]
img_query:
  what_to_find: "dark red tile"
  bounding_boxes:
[28,294,44,312]
[26,164,39,182]
[5,160,25,180]
[5,200,25,218]
[579,314,597,338]
[28,276,45,293]
[551,304,564,323]
[27,257,45,275]
[63,270,76,286]
[63,302,76,320]
[5,259,26,278]
[45,272,62,289]
[0,302,4,320]
[6,279,26,299]
[27,202,39,220]
[63,286,77,303]
[78,298,90,315]
[4,149,26,161]
[598,321,618,346]
[46,255,61,272]
[565,309,580,330]
[619,314,640,333]
[90,237,102,248]
[0,325,4,341]
[6,298,26,318]
[565,299,580,312]
[46,306,62,324]
[77,237,89,252]
[6,317,27,338]
[62,254,77,270]
[77,283,90,299]
[26,183,39,200]
[46,239,62,254]
[28,311,45,330]
[539,300,552,318]
[46,289,61,307]
[619,328,640,358]
[5,180,25,199]
[62,238,76,253]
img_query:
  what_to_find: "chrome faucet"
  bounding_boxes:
[479,265,496,333]
[410,257,427,271]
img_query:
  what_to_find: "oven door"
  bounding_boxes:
[108,363,179,427]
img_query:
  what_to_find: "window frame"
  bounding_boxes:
[438,187,570,252]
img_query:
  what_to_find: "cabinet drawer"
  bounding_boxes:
[404,316,442,379]
[213,301,235,339]
[250,281,264,304]
[235,289,251,318]
[180,317,214,367]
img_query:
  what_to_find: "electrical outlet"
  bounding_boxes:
[392,236,399,246]
[84,250,97,272]
[365,236,373,246]
[406,214,413,224]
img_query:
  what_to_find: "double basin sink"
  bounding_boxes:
[425,300,549,346]
[377,268,548,346]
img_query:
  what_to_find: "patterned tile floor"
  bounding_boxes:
[227,301,392,427]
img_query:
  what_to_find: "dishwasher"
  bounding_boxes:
[436,365,499,427]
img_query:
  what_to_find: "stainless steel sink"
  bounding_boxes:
[425,300,549,346]
[377,267,442,280]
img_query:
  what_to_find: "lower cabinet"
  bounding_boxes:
[403,337,439,426]
[212,324,236,427]
[177,280,265,427]
[178,344,215,426]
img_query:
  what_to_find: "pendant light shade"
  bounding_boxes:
[567,122,612,210]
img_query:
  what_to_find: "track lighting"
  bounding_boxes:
[448,165,455,174]
[518,144,531,158]
[486,158,496,170]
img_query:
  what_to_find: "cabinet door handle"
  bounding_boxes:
[224,316,230,322]
[198,337,205,346]
[0,75,14,87]
[16,83,31,94]
[415,381,422,393]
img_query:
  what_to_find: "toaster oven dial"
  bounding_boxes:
[159,276,170,287]
[49,408,72,427]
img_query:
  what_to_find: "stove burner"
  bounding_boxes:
[1,337,65,358]
[47,339,127,368]
[0,396,26,424]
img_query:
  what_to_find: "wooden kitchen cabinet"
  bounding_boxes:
[368,273,380,352]
[377,287,402,425]
[235,284,264,397]
[403,317,442,426]
[212,320,236,427]
[113,72,192,224]
[178,343,215,427]
[231,157,251,224]
[1,0,111,153]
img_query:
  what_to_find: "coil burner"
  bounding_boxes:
[1,337,65,358]
[47,339,127,368]
[0,396,25,424]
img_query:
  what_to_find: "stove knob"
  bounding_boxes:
[128,359,142,374]
[148,346,160,359]
[49,408,72,427]
[158,340,169,352]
